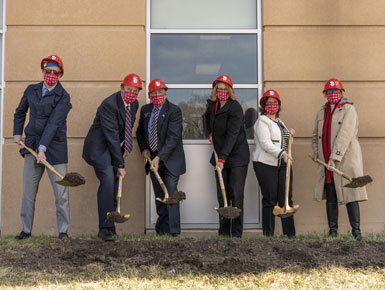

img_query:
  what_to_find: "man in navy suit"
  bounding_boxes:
[13,55,72,239]
[83,73,142,241]
[136,78,186,237]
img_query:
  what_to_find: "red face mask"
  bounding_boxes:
[44,72,59,87]
[122,91,138,104]
[265,103,279,115]
[216,90,230,101]
[151,94,165,107]
[326,91,342,104]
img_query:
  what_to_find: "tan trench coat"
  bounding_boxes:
[312,102,368,204]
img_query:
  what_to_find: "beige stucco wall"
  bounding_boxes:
[2,0,385,237]
[263,0,385,234]
[1,1,146,236]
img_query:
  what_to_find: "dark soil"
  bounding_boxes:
[166,191,186,205]
[56,172,86,187]
[2,238,385,275]
[216,206,241,219]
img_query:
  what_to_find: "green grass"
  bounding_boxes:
[1,234,385,289]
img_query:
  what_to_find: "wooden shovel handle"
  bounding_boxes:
[19,141,64,179]
[116,175,123,213]
[213,150,228,208]
[283,134,292,211]
[145,156,169,200]
[308,153,353,182]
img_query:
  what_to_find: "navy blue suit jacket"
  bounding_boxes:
[82,91,138,168]
[13,81,72,165]
[136,99,186,176]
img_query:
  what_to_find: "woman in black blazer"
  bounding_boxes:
[205,74,250,238]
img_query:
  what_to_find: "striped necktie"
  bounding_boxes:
[124,105,133,154]
[150,107,159,152]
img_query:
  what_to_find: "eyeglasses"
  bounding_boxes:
[44,69,61,75]
[123,88,139,93]
[149,91,165,97]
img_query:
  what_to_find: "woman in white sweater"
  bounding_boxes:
[252,89,296,237]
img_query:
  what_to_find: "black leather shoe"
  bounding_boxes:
[58,232,69,239]
[98,228,116,242]
[170,233,180,238]
[15,231,31,240]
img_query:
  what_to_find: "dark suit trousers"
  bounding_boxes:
[214,165,248,238]
[150,162,180,235]
[253,161,296,237]
[92,150,118,230]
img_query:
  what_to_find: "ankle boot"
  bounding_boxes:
[326,202,338,237]
[346,202,362,241]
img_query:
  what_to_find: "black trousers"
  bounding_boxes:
[150,161,181,235]
[253,161,296,237]
[214,165,248,237]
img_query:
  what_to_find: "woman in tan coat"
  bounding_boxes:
[312,78,368,241]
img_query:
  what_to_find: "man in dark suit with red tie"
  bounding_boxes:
[136,78,186,237]
[83,73,142,241]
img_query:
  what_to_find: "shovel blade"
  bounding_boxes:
[216,206,241,219]
[344,175,373,188]
[107,211,130,223]
[273,204,299,218]
[55,172,86,187]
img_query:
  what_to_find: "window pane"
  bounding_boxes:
[151,34,257,84]
[166,89,258,140]
[151,0,256,29]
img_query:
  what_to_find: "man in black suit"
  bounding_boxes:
[136,78,186,237]
[83,73,142,241]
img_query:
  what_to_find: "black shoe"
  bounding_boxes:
[58,232,69,239]
[98,228,116,242]
[15,231,31,240]
[329,229,338,238]
[170,233,180,238]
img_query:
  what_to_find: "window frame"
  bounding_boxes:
[146,0,263,144]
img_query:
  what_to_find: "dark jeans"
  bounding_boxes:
[253,161,296,237]
[150,161,181,235]
[214,165,248,238]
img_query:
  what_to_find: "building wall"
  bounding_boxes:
[263,0,385,234]
[1,0,385,236]
[1,0,147,236]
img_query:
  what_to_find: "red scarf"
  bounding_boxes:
[322,101,349,183]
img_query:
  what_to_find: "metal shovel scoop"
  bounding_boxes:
[146,156,186,205]
[273,135,299,218]
[19,141,85,187]
[213,150,241,219]
[107,175,130,223]
[309,154,373,188]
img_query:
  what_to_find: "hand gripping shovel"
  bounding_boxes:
[213,150,241,219]
[273,134,299,218]
[145,156,186,205]
[19,141,85,187]
[107,175,130,223]
[308,154,373,188]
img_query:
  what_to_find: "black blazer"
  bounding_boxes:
[205,99,250,168]
[82,91,138,168]
[13,81,72,165]
[136,99,186,176]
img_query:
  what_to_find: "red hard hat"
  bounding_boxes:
[121,73,142,90]
[260,89,281,106]
[148,78,168,94]
[212,74,233,88]
[41,55,64,75]
[323,78,345,93]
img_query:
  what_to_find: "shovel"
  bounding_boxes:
[107,175,130,223]
[273,134,299,218]
[213,150,241,220]
[145,156,186,205]
[308,154,373,188]
[19,141,85,187]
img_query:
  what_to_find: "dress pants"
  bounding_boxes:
[92,150,118,231]
[150,161,181,235]
[214,165,248,238]
[253,161,296,237]
[20,154,70,234]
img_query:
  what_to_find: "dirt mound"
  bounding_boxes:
[2,238,385,274]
